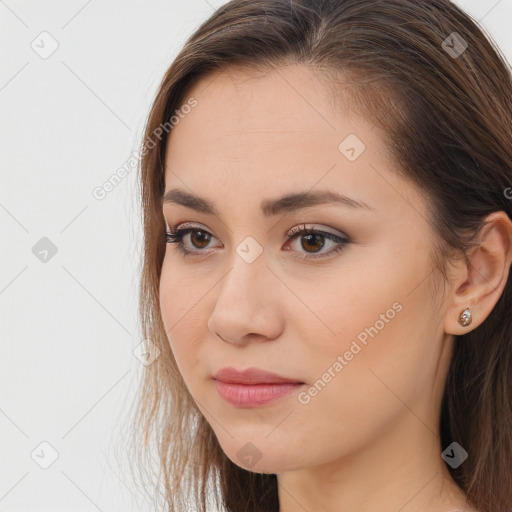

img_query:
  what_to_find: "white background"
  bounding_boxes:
[1,0,511,511]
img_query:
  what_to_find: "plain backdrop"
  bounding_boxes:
[1,1,511,511]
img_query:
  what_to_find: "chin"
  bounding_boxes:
[220,439,308,474]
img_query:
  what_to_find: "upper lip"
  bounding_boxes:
[213,366,304,385]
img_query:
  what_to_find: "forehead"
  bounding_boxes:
[167,64,345,152]
[162,64,421,218]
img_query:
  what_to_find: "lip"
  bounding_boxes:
[212,366,304,385]
[212,367,305,408]
[214,381,304,407]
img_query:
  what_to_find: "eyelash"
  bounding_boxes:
[164,223,350,260]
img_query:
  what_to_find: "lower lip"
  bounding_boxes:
[214,379,304,407]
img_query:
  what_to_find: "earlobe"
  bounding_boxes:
[444,211,512,335]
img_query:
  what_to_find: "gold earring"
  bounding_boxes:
[458,307,472,327]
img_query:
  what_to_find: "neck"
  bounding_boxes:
[277,412,475,512]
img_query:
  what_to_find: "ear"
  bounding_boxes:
[444,211,512,335]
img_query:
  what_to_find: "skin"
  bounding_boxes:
[158,63,512,512]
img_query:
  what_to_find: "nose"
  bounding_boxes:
[207,252,283,345]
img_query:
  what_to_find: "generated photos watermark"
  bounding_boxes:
[297,301,403,405]
[92,97,198,201]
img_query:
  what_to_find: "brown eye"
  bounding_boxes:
[188,230,211,249]
[165,223,350,260]
[299,233,326,253]
[286,224,350,260]
[165,226,221,257]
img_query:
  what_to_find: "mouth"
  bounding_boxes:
[212,366,305,408]
[212,366,305,385]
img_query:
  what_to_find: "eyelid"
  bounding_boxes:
[167,221,207,232]
[286,223,348,239]
[170,221,347,240]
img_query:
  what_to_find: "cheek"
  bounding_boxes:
[284,294,433,466]
[159,256,203,328]
[293,243,435,407]
[158,260,205,381]
[287,252,400,357]
[315,238,430,349]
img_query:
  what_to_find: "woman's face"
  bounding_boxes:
[159,64,454,475]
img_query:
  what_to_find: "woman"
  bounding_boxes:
[130,1,512,511]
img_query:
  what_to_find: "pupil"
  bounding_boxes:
[303,234,324,252]
[192,231,210,248]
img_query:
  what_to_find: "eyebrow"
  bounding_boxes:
[161,188,374,216]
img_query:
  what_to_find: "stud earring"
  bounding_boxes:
[458,307,472,327]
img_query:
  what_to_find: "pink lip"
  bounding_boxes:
[212,367,305,408]
[214,381,304,407]
[212,366,304,385]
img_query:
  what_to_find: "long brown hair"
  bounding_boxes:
[128,1,512,510]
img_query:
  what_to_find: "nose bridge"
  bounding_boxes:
[208,242,280,343]
[218,240,269,306]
